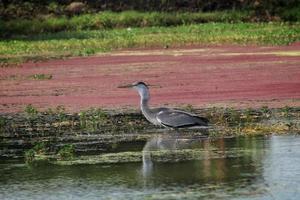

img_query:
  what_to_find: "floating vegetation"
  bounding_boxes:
[53,147,254,166]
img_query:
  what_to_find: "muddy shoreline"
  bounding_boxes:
[1,107,299,163]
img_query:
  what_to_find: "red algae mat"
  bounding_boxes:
[1,44,300,113]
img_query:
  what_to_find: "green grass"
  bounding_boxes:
[0,11,250,37]
[1,22,300,65]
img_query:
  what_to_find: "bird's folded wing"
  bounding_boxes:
[156,110,199,128]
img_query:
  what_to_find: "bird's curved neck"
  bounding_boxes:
[137,87,152,120]
[141,99,150,110]
[137,87,150,105]
[141,98,154,124]
[140,95,150,113]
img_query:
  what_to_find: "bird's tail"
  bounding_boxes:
[195,116,209,126]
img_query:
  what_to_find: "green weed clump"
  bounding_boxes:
[79,108,108,131]
[207,106,300,136]
[24,142,47,163]
[25,104,39,117]
[57,144,75,160]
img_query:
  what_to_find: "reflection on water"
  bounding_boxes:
[1,135,300,200]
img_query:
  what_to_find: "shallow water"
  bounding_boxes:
[1,135,300,200]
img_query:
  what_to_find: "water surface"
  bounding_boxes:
[1,135,299,200]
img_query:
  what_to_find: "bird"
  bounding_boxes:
[118,81,209,129]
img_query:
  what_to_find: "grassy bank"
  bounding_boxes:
[1,22,300,65]
[0,11,250,37]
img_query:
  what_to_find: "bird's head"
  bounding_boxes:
[118,81,160,100]
[118,81,160,90]
[131,81,149,91]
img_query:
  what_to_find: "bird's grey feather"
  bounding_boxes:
[155,108,208,128]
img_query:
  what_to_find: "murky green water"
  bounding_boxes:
[1,135,300,200]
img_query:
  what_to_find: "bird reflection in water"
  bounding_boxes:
[141,133,211,178]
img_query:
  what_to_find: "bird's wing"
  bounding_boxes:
[155,109,208,128]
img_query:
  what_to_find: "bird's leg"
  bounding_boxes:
[162,127,173,135]
[173,128,181,137]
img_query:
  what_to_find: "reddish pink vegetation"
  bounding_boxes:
[1,44,300,113]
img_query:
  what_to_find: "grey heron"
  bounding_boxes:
[119,81,209,128]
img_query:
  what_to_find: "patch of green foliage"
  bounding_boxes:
[1,22,299,64]
[32,142,46,153]
[79,108,108,131]
[24,142,47,163]
[0,11,250,37]
[206,106,300,135]
[2,1,300,21]
[280,7,300,22]
[57,144,75,160]
[24,149,35,163]
[24,104,38,117]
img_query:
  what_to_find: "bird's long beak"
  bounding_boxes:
[118,83,162,88]
[117,84,133,88]
[147,84,161,88]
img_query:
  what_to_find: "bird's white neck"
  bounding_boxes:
[132,84,161,126]
[135,86,155,123]
[136,86,150,104]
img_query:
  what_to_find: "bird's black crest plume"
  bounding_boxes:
[134,81,148,88]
